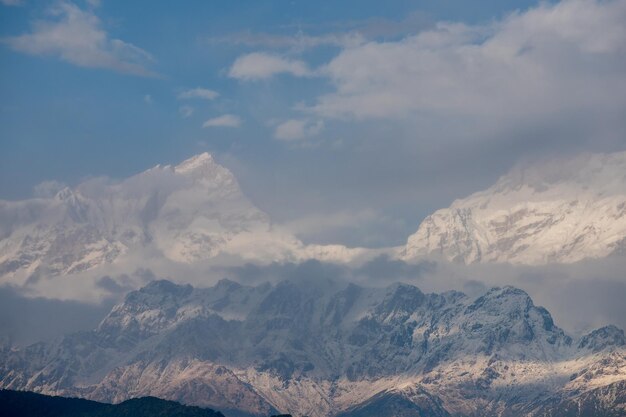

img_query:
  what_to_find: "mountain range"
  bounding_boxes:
[1,276,624,416]
[3,151,626,300]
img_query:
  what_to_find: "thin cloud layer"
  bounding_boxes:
[0,0,23,6]
[177,87,219,100]
[3,1,156,76]
[211,31,365,51]
[202,114,242,128]
[274,119,324,141]
[229,52,313,80]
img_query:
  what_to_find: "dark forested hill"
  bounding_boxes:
[0,389,225,417]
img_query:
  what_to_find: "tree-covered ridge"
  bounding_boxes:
[0,389,225,417]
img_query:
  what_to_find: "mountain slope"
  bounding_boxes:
[1,277,624,417]
[400,151,626,265]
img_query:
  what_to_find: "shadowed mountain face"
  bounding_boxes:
[1,277,625,417]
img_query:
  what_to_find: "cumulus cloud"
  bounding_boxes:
[309,0,626,128]
[229,52,313,80]
[202,114,242,128]
[3,1,156,76]
[177,87,219,100]
[274,119,324,141]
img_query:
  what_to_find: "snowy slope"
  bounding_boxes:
[0,153,366,292]
[1,278,624,417]
[401,151,626,264]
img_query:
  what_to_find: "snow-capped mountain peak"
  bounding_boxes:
[173,152,214,173]
[0,153,367,294]
[401,151,626,265]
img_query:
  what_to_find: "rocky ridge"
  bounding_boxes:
[1,276,624,417]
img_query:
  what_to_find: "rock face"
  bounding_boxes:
[1,277,624,417]
[0,153,365,295]
[401,152,626,265]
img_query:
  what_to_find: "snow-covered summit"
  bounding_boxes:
[401,151,626,264]
[0,153,366,295]
[174,152,215,173]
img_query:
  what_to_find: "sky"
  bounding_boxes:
[1,0,626,249]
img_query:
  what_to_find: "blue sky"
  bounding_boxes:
[1,0,625,246]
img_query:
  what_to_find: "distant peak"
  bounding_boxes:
[54,186,77,201]
[579,325,626,352]
[174,152,215,174]
[214,278,243,291]
[487,285,530,298]
[137,279,193,297]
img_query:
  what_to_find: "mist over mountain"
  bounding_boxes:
[2,151,626,343]
[0,153,371,301]
[2,0,626,416]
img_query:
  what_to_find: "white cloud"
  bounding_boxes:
[229,52,313,80]
[33,180,67,198]
[3,2,155,76]
[143,94,152,104]
[202,114,242,128]
[179,105,194,118]
[274,119,324,141]
[177,87,219,100]
[309,0,626,124]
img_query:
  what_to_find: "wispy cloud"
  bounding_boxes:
[3,2,156,76]
[0,0,24,6]
[274,119,324,141]
[212,31,365,51]
[229,52,313,80]
[179,105,194,118]
[202,114,242,128]
[177,87,219,100]
[208,11,431,52]
[33,180,67,198]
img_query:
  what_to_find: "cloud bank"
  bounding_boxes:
[309,0,626,127]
